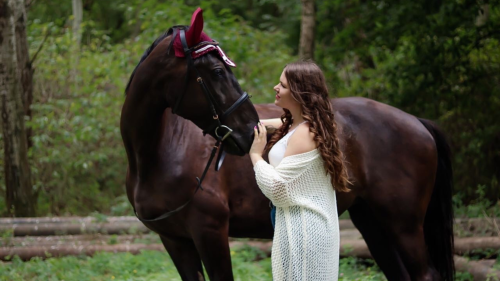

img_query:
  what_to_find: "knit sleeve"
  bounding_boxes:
[254,155,318,207]
[253,160,295,207]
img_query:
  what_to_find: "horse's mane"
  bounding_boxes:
[125,25,188,94]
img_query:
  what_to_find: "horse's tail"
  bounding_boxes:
[419,118,455,281]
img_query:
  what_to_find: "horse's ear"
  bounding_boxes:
[186,7,204,47]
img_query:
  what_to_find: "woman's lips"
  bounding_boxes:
[276,94,280,100]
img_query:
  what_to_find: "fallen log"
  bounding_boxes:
[0,216,139,225]
[0,220,359,237]
[233,240,500,280]
[0,230,360,248]
[338,220,354,230]
[0,240,368,261]
[1,216,499,237]
[0,234,160,247]
[3,236,499,257]
[1,216,498,228]
[0,216,354,226]
[338,238,500,258]
[455,237,500,254]
[455,256,500,281]
[0,222,149,236]
[336,240,500,280]
[455,218,500,237]
[0,242,270,261]
[0,244,165,261]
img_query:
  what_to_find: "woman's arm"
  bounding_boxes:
[283,123,316,157]
[261,118,283,130]
[253,160,295,207]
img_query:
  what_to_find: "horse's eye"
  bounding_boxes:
[213,68,224,76]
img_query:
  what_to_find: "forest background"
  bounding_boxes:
[0,0,499,216]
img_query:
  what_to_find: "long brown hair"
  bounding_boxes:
[264,61,351,192]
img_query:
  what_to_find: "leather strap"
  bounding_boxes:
[215,143,226,171]
[202,92,249,135]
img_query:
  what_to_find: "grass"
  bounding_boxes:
[0,247,387,281]
[1,245,498,280]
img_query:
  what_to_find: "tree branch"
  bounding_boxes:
[30,29,51,65]
[25,0,37,10]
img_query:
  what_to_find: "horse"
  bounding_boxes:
[120,9,454,281]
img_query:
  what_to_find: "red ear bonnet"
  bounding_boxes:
[185,7,204,47]
[173,8,236,67]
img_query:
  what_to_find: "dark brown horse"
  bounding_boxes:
[120,12,454,281]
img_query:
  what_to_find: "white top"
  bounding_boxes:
[268,122,306,167]
[254,125,339,281]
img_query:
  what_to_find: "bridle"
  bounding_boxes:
[134,27,251,222]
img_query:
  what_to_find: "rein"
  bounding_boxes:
[134,28,250,222]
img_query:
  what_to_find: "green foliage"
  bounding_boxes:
[316,0,500,201]
[23,19,128,215]
[338,257,385,280]
[0,251,180,281]
[454,188,500,218]
[0,0,295,216]
[1,0,499,214]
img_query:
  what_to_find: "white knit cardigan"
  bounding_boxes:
[254,149,339,281]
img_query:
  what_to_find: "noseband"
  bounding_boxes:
[135,28,250,222]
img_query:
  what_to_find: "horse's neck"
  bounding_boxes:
[121,91,172,167]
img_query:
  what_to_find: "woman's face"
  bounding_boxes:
[273,71,299,110]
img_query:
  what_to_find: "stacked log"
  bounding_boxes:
[0,216,498,280]
[0,216,498,236]
[0,216,148,236]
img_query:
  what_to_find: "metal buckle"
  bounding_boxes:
[215,125,233,141]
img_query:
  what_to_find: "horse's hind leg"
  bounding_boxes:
[348,198,410,280]
[388,215,441,281]
[369,183,441,281]
[160,236,205,281]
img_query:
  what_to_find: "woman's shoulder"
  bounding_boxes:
[284,123,316,157]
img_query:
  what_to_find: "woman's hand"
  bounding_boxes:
[250,122,267,165]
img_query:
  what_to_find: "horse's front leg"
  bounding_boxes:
[160,235,205,281]
[160,236,205,281]
[191,213,233,281]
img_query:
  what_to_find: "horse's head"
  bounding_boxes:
[168,9,259,156]
[126,8,259,156]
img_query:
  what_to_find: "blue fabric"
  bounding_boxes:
[270,203,276,229]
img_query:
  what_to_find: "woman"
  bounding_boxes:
[250,61,350,280]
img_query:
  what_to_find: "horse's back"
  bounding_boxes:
[332,97,433,146]
[332,97,438,213]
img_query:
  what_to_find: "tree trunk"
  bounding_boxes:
[299,0,315,60]
[15,0,33,148]
[72,0,83,46]
[130,1,143,39]
[72,0,83,90]
[475,4,489,27]
[0,0,36,217]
